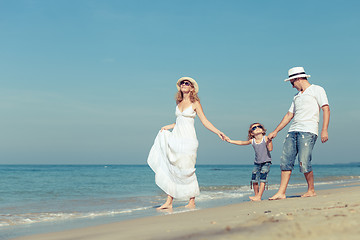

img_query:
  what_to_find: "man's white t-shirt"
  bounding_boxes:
[288,84,329,135]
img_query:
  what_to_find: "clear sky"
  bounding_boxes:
[1,0,359,165]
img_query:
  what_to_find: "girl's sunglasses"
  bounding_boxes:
[251,125,264,131]
[180,81,192,86]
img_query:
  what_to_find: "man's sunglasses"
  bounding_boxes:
[290,78,300,86]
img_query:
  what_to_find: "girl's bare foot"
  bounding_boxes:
[249,195,256,200]
[269,192,286,200]
[249,195,261,201]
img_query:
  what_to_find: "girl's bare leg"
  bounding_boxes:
[250,182,265,201]
[185,197,196,209]
[157,195,173,209]
[249,182,259,200]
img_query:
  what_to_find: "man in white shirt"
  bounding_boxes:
[268,67,330,200]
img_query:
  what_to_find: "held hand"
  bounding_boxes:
[217,132,224,140]
[321,130,328,143]
[223,134,230,142]
[217,132,228,141]
[268,131,277,140]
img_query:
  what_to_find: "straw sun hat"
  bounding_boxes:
[176,77,199,93]
[284,67,311,82]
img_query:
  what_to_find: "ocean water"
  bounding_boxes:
[0,164,359,239]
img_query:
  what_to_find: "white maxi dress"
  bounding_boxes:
[147,105,200,199]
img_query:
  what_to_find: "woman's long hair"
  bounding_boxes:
[248,123,267,140]
[175,88,200,104]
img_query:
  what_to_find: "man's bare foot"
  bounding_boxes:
[249,196,261,201]
[269,192,286,200]
[301,191,317,198]
[156,203,173,210]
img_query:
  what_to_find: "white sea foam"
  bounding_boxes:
[0,206,154,227]
[198,178,360,202]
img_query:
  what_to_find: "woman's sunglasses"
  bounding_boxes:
[180,81,192,86]
[251,125,264,131]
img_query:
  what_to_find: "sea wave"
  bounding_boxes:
[200,185,250,191]
[316,175,360,182]
[198,177,360,201]
[0,206,153,227]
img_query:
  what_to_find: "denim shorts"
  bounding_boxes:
[280,132,318,173]
[251,162,271,184]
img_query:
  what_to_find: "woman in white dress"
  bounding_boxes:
[147,77,227,209]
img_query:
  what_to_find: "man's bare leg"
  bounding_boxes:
[269,170,292,200]
[302,171,317,197]
[157,195,173,209]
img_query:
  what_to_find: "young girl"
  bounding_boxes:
[226,123,273,201]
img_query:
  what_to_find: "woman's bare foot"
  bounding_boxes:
[156,207,173,213]
[156,203,173,210]
[249,195,261,201]
[185,197,196,209]
[269,192,286,200]
[301,191,317,198]
[157,195,173,210]
[185,203,196,209]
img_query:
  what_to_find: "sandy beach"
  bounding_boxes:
[13,185,360,240]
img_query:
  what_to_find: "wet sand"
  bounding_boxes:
[13,185,360,240]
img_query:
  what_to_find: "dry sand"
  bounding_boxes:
[13,185,360,240]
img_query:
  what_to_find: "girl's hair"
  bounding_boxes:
[175,86,200,104]
[248,123,267,140]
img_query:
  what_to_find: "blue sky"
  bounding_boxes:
[0,0,359,164]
